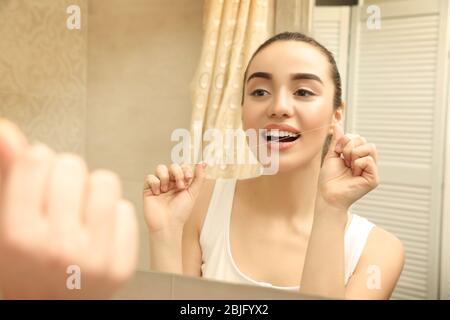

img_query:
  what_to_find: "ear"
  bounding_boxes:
[329,102,345,135]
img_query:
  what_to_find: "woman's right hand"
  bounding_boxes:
[143,162,207,236]
[0,119,138,299]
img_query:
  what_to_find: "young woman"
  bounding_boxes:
[143,32,405,300]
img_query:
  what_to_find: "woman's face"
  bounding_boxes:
[242,40,343,173]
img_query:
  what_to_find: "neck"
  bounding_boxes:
[240,154,322,222]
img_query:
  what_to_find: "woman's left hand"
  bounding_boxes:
[317,122,379,210]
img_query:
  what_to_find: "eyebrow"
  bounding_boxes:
[246,72,323,84]
[246,72,272,83]
[291,73,323,84]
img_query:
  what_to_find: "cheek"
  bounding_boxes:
[299,97,334,130]
[241,104,264,131]
[301,111,328,132]
[296,103,334,152]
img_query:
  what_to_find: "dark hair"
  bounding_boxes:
[241,31,342,109]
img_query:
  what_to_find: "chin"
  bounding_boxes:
[261,151,316,175]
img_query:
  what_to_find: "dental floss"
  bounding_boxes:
[258,123,334,147]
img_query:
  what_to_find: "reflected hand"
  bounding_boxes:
[143,162,207,234]
[318,122,379,210]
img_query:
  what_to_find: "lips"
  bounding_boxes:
[264,123,301,134]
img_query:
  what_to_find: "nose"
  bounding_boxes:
[266,90,294,118]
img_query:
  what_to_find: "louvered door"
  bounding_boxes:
[346,0,449,299]
[313,6,350,102]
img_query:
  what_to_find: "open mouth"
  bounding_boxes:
[263,130,301,143]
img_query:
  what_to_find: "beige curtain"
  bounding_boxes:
[189,0,274,179]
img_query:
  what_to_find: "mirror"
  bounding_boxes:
[0,0,449,301]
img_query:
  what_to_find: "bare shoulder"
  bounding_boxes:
[345,225,406,299]
[360,225,405,276]
[365,226,405,259]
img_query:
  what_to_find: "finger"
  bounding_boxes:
[187,162,207,197]
[350,143,378,165]
[143,175,153,196]
[146,174,161,195]
[155,165,169,192]
[330,123,347,155]
[1,144,53,228]
[85,170,121,266]
[342,136,367,167]
[47,154,87,236]
[0,119,28,171]
[353,155,378,181]
[0,119,28,188]
[109,200,138,286]
[181,163,193,185]
[169,163,185,189]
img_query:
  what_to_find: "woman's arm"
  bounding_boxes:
[144,162,207,274]
[299,196,348,299]
[345,227,405,299]
[299,123,404,299]
[300,197,405,299]
[182,179,215,276]
[0,119,138,299]
[149,224,184,274]
[146,174,213,276]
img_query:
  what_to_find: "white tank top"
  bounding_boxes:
[200,178,375,292]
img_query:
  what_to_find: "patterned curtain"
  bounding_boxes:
[189,0,274,179]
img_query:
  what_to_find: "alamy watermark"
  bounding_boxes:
[66,5,81,30]
[66,265,81,290]
[367,5,381,30]
[171,121,281,175]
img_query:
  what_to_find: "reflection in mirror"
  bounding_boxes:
[0,0,449,301]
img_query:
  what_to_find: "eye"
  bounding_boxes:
[250,89,270,97]
[294,89,315,97]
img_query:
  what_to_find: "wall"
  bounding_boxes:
[0,0,87,154]
[0,0,204,272]
[86,0,203,271]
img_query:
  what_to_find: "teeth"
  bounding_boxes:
[266,130,300,138]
